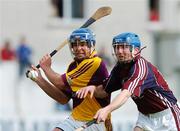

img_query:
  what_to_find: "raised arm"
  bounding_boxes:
[39,54,65,90]
[31,65,70,104]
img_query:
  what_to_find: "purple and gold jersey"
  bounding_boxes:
[61,51,110,121]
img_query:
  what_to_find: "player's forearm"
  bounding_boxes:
[94,85,108,98]
[42,68,64,89]
[36,78,69,104]
[107,89,131,112]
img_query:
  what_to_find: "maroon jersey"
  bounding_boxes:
[104,55,178,114]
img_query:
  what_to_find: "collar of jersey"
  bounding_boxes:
[89,50,97,58]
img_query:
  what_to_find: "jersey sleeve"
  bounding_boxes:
[61,73,70,87]
[123,58,147,96]
[60,61,73,87]
[88,60,109,85]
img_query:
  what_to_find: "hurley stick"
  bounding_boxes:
[26,6,112,77]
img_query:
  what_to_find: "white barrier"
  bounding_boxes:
[0,62,19,114]
[0,114,135,131]
[0,62,137,131]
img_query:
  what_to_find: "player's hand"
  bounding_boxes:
[93,106,111,123]
[29,65,43,82]
[76,85,96,99]
[39,54,52,71]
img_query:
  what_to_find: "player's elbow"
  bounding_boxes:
[56,97,69,104]
[94,90,108,98]
[54,80,65,90]
[94,85,108,98]
[58,100,68,105]
[55,83,64,90]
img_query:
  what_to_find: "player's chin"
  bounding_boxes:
[75,55,87,61]
[117,57,124,62]
[118,59,132,64]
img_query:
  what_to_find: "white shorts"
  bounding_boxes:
[135,107,179,131]
[55,116,106,131]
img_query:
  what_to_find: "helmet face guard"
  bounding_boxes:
[69,33,95,48]
[112,32,141,63]
[112,42,134,52]
[112,33,141,48]
[69,28,96,59]
[112,43,135,64]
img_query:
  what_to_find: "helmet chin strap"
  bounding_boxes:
[132,46,147,58]
[89,41,95,54]
[131,46,135,58]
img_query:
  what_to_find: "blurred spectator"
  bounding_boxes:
[50,0,63,17]
[16,36,32,77]
[149,0,159,21]
[98,46,112,67]
[150,9,159,21]
[0,40,16,61]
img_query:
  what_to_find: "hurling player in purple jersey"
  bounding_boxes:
[29,28,112,131]
[76,32,180,131]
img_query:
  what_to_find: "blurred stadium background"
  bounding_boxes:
[0,0,180,131]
